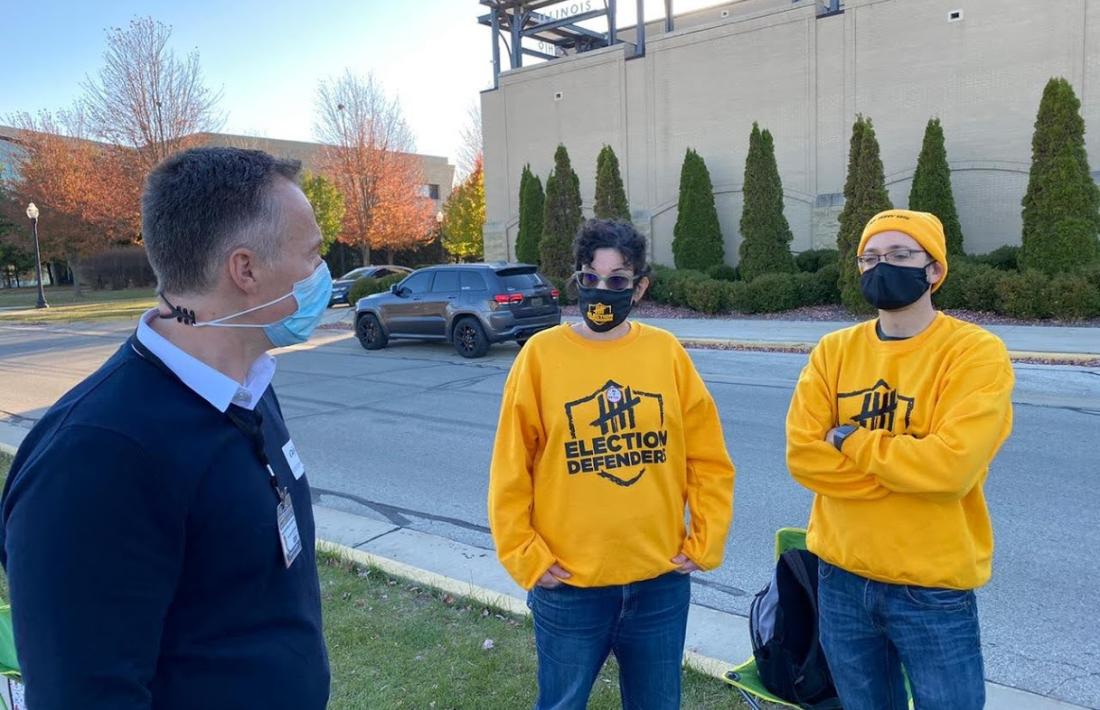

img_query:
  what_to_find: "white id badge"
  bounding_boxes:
[277,493,302,569]
[282,439,306,479]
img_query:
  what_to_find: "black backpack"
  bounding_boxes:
[748,549,841,709]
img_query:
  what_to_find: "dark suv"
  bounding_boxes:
[354,263,561,358]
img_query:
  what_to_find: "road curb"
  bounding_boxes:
[315,538,733,683]
[316,322,1100,365]
[677,337,1100,366]
[316,539,528,617]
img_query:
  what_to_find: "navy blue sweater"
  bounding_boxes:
[0,336,329,709]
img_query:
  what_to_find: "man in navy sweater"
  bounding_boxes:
[0,147,333,708]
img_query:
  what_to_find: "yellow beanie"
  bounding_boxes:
[858,209,949,291]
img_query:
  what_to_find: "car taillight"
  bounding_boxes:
[493,294,524,304]
[551,289,560,300]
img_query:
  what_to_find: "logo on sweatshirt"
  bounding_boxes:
[838,379,915,432]
[562,380,667,487]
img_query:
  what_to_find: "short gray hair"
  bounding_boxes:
[141,147,302,294]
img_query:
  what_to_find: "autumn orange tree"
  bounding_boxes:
[314,70,435,264]
[4,16,222,295]
[6,109,142,296]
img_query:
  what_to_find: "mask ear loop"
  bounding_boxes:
[158,293,196,325]
[156,291,296,329]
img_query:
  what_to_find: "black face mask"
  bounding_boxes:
[578,286,635,332]
[860,263,931,311]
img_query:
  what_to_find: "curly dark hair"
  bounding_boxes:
[572,219,650,276]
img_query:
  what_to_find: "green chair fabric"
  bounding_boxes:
[723,528,913,709]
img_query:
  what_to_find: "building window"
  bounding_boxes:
[428,184,440,200]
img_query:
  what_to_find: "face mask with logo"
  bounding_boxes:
[578,285,636,333]
[183,263,333,347]
[860,262,930,311]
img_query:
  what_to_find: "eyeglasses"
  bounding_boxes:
[574,270,637,292]
[856,249,928,268]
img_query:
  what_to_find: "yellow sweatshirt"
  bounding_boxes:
[489,322,736,590]
[786,313,1014,589]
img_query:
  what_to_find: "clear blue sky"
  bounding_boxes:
[2,1,719,169]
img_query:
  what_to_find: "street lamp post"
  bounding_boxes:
[25,203,49,309]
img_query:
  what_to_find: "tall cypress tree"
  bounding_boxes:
[672,148,724,270]
[1020,77,1100,273]
[739,123,795,281]
[593,145,630,221]
[909,118,965,256]
[836,116,893,311]
[539,145,583,279]
[515,164,544,265]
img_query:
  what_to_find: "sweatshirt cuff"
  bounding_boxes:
[680,541,716,571]
[839,426,873,467]
[517,539,557,591]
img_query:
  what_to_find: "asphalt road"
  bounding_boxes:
[1,321,1098,706]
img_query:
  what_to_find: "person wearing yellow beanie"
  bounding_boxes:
[785,209,1014,709]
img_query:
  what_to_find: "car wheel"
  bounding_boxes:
[453,317,490,358]
[356,313,388,350]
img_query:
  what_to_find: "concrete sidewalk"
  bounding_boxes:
[0,422,1086,709]
[626,316,1100,356]
[323,306,1100,357]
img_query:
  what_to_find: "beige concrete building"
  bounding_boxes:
[190,132,455,211]
[482,0,1100,266]
[0,128,455,214]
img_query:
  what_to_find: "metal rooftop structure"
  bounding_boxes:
[479,1,677,88]
[480,1,843,88]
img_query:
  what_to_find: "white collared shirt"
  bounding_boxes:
[135,309,276,412]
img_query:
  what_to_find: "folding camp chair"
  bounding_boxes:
[722,528,914,710]
[722,527,813,709]
[0,603,20,710]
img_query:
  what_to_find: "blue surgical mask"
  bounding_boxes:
[194,263,333,347]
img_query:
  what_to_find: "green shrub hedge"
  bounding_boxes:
[1045,272,1100,319]
[641,260,1100,320]
[348,273,406,304]
[740,273,801,313]
[795,249,839,273]
[996,270,1053,319]
[973,245,1020,271]
[685,278,728,314]
[707,264,739,282]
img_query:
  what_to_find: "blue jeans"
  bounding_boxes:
[817,561,985,710]
[526,571,690,710]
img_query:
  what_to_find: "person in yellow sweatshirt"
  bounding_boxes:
[786,209,1014,710]
[489,219,736,710]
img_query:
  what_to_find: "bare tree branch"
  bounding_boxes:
[81,16,224,171]
[456,101,483,181]
[314,70,433,264]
